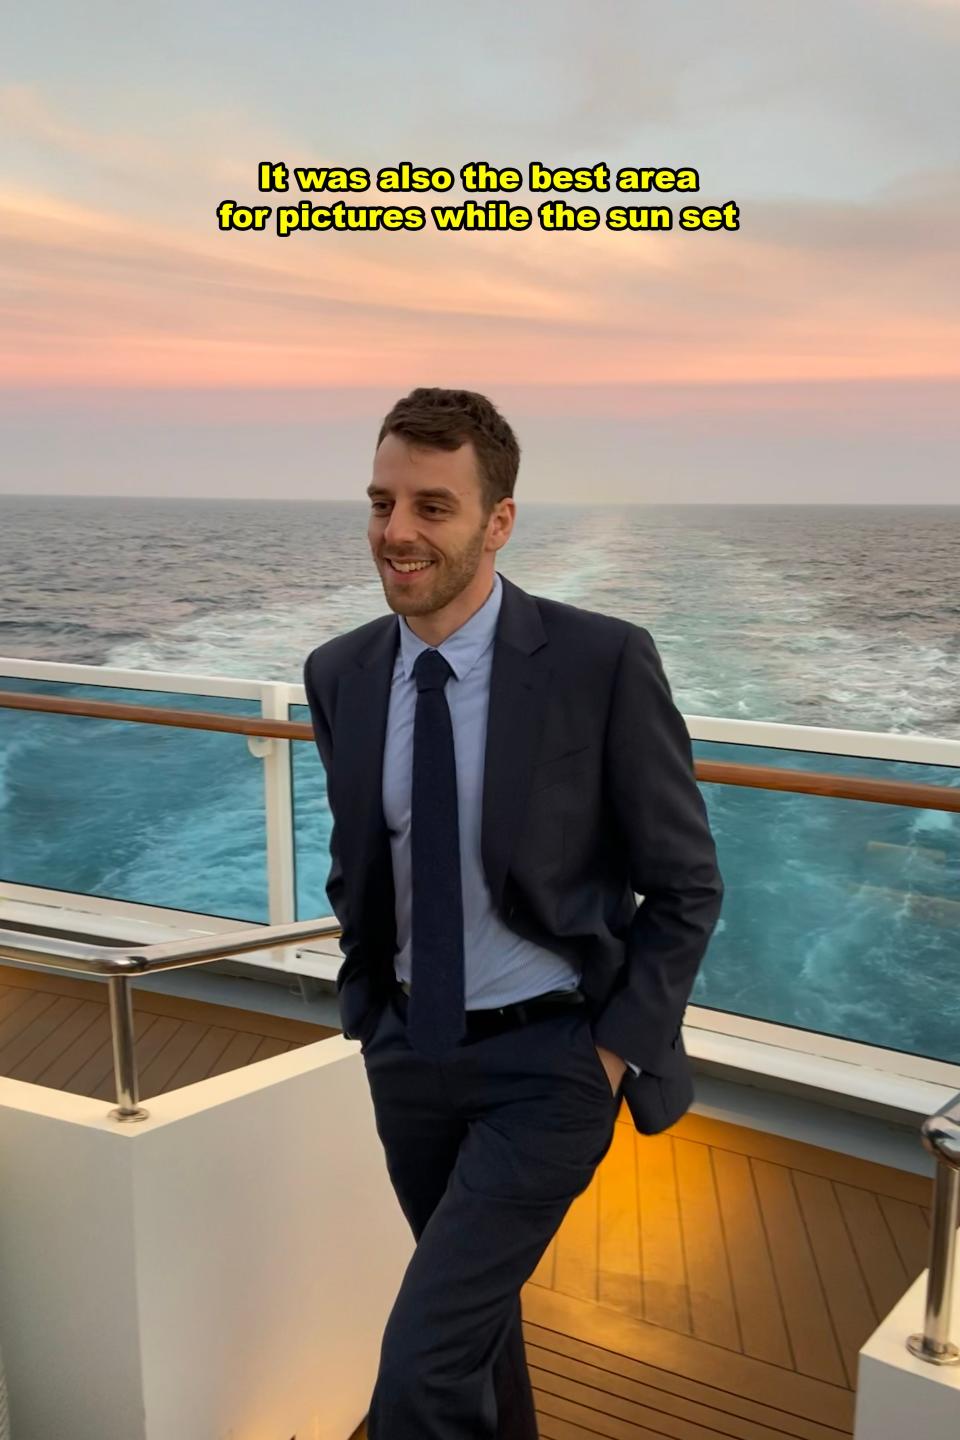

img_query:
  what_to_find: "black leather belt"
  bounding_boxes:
[392,980,584,1039]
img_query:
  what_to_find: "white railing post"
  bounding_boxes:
[252,682,299,974]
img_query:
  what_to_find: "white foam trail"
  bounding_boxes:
[104,579,390,681]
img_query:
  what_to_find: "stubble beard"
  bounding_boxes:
[379,524,487,617]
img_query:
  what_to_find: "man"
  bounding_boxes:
[302,387,724,1439]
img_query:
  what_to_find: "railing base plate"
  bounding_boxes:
[906,1333,960,1365]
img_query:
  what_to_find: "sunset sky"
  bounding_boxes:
[2,0,958,501]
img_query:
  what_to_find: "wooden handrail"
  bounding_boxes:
[1,689,959,812]
[696,759,960,812]
[0,689,307,739]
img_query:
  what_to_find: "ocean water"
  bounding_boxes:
[3,496,959,735]
[1,496,958,1061]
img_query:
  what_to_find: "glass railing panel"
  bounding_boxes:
[691,740,960,1062]
[0,677,267,921]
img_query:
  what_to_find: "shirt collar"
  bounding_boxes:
[398,571,503,682]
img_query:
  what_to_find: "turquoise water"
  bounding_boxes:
[1,496,958,1061]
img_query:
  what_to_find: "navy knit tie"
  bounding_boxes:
[407,647,465,1057]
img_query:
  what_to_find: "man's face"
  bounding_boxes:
[367,433,511,618]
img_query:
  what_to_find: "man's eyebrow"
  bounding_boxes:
[366,485,460,502]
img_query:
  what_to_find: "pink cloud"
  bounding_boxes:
[2,157,958,390]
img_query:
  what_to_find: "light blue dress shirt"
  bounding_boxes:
[382,571,582,1007]
[379,571,641,1076]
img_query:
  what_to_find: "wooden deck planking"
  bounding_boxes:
[598,1117,642,1316]
[7,997,104,1083]
[523,1287,856,1434]
[0,984,33,1025]
[90,1013,185,1101]
[675,1113,930,1205]
[833,1183,908,1322]
[555,1171,600,1303]
[0,962,335,1101]
[877,1194,932,1278]
[32,1008,114,1089]
[535,1382,800,1438]
[0,992,84,1072]
[250,1032,294,1063]
[0,988,60,1054]
[522,1109,933,1437]
[63,1010,159,1096]
[718,1155,846,1386]
[636,1132,691,1335]
[165,1025,244,1089]
[711,1145,794,1369]
[526,1325,846,1440]
[790,1171,877,1388]
[673,1138,740,1350]
[135,1018,209,1094]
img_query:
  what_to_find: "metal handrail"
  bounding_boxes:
[2,690,959,811]
[0,918,343,1124]
[907,1091,960,1364]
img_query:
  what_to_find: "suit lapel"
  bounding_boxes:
[481,575,552,905]
[332,578,551,914]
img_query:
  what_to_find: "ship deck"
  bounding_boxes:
[0,960,335,1098]
[0,961,934,1437]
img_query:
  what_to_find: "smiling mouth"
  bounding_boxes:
[385,558,435,574]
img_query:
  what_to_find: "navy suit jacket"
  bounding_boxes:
[302,572,724,1135]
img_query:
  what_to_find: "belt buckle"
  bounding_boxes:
[478,1002,521,1036]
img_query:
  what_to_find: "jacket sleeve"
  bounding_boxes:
[301,651,348,939]
[302,649,381,1042]
[590,626,724,1074]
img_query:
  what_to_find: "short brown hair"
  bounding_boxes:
[376,388,520,513]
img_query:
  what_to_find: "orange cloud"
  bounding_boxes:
[2,159,958,390]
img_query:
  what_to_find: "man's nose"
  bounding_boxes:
[383,505,420,547]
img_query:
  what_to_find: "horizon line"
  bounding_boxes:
[3,493,959,508]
